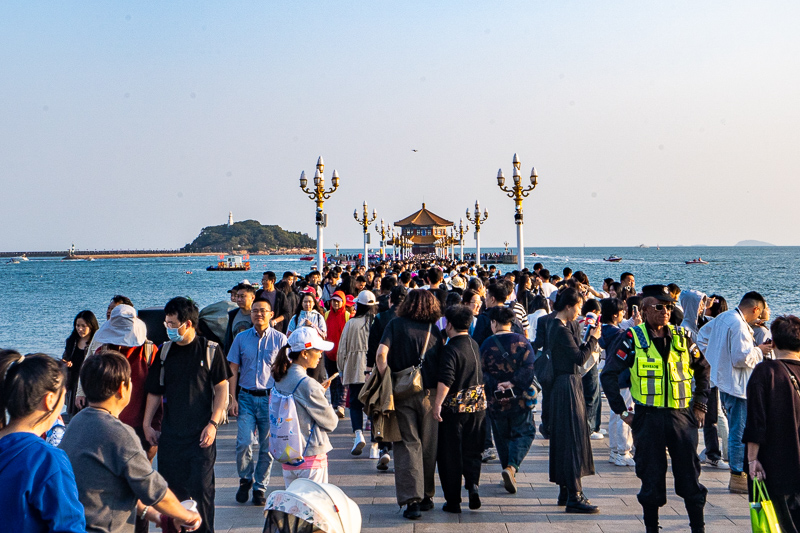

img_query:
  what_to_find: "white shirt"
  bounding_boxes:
[695,308,763,399]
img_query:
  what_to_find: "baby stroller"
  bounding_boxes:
[263,479,361,533]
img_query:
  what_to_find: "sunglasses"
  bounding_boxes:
[649,304,674,312]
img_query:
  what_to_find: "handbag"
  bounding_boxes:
[750,478,780,533]
[391,325,432,401]
[442,341,487,413]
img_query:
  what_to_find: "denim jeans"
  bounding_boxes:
[719,391,747,474]
[236,392,273,491]
[491,408,536,471]
[324,357,345,408]
[582,363,601,433]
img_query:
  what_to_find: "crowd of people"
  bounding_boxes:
[2,257,800,533]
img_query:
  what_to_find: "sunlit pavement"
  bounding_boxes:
[203,401,749,533]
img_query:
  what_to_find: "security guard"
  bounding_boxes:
[601,285,710,533]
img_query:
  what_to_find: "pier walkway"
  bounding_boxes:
[204,401,750,533]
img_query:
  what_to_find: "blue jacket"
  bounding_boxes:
[600,323,631,388]
[0,432,85,533]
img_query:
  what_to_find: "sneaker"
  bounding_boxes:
[403,502,421,520]
[335,406,346,419]
[377,452,391,471]
[590,432,604,440]
[501,466,517,494]
[614,453,635,467]
[420,497,434,511]
[481,448,497,463]
[728,471,748,494]
[252,489,266,506]
[351,430,366,456]
[236,478,253,503]
[608,451,619,463]
[369,443,380,459]
[705,458,729,470]
[599,428,608,435]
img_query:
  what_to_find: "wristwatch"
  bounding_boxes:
[621,410,631,420]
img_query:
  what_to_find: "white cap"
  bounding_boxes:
[288,327,334,353]
[355,290,378,306]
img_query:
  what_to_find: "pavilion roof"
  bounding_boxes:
[394,203,453,227]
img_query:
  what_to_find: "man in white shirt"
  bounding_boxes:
[538,269,558,300]
[695,291,771,494]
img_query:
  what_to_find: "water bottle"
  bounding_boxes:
[583,312,599,343]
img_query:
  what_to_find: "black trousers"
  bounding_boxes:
[702,386,722,461]
[158,436,216,533]
[437,410,486,504]
[539,381,552,435]
[632,406,706,528]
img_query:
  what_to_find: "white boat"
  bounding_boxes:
[13,254,29,261]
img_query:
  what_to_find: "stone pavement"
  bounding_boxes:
[206,405,750,533]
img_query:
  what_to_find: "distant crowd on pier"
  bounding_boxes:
[2,255,800,533]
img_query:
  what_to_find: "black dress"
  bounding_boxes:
[62,341,87,416]
[547,318,597,493]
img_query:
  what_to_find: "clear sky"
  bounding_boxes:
[2,1,799,250]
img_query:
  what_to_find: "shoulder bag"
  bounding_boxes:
[391,324,432,401]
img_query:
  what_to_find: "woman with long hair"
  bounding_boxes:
[0,350,86,532]
[287,292,327,338]
[271,328,339,487]
[337,291,379,457]
[547,288,601,514]
[62,310,99,416]
[375,289,443,520]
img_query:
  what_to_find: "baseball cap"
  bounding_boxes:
[355,290,377,306]
[288,327,334,352]
[345,295,355,307]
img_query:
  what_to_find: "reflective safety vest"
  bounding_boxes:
[629,324,694,409]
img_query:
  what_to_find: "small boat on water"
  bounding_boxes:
[685,257,709,265]
[604,255,623,262]
[207,254,251,271]
[6,259,20,264]
[299,256,314,261]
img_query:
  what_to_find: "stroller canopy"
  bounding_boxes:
[264,479,361,533]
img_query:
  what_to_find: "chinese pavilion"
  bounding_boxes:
[394,203,454,255]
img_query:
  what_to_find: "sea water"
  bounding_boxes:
[1,246,798,355]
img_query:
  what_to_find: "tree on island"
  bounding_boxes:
[181,220,316,253]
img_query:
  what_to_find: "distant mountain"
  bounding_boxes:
[182,220,316,253]
[735,240,775,247]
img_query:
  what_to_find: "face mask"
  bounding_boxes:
[166,326,184,342]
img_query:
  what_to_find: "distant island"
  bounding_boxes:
[182,220,316,253]
[735,240,776,247]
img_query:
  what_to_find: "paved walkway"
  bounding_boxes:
[208,405,750,533]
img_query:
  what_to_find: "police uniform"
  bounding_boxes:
[600,285,711,533]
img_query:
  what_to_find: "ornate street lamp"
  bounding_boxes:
[453,219,469,261]
[388,229,397,262]
[353,201,377,267]
[375,219,389,261]
[496,153,538,270]
[465,201,488,267]
[299,157,340,269]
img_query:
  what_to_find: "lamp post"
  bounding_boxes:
[375,219,389,261]
[354,201,377,267]
[299,156,340,269]
[453,219,469,261]
[496,153,538,271]
[447,229,455,261]
[465,201,488,267]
